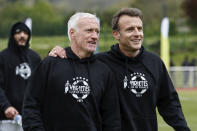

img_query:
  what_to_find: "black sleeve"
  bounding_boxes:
[22,61,47,131]
[157,63,190,131]
[0,55,12,113]
[101,70,121,131]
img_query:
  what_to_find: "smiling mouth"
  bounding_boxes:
[132,40,140,44]
[132,39,141,42]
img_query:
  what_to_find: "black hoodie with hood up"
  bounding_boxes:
[0,22,41,120]
[22,47,121,131]
[97,44,190,131]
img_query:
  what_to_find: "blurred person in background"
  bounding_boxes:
[182,56,190,88]
[189,58,196,66]
[189,58,196,87]
[0,22,41,122]
[170,60,175,85]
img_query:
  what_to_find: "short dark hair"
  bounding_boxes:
[112,8,143,30]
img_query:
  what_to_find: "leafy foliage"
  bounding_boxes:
[182,0,197,21]
[181,0,197,33]
[0,1,66,37]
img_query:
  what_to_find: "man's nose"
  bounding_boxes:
[133,28,140,34]
[91,31,99,39]
[19,31,26,37]
[133,29,142,37]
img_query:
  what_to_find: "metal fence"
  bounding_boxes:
[169,66,197,88]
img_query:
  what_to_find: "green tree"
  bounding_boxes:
[0,0,66,37]
[182,0,197,24]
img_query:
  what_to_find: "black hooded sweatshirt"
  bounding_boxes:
[22,47,121,131]
[0,22,41,120]
[97,44,190,131]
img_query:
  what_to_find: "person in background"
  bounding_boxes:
[50,8,190,131]
[0,22,41,121]
[189,58,196,66]
[170,60,175,85]
[189,58,196,87]
[182,56,190,88]
[22,12,121,131]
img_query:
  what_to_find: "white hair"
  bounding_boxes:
[67,12,100,41]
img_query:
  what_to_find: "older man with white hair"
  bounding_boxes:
[22,12,121,131]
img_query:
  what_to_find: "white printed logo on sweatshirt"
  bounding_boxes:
[15,62,31,80]
[123,72,148,97]
[65,77,90,102]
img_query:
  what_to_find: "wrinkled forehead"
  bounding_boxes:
[77,17,100,28]
[118,15,143,28]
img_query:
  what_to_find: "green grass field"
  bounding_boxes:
[1,34,197,65]
[0,35,117,59]
[157,89,197,131]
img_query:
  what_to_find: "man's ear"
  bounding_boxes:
[112,30,120,40]
[70,28,76,39]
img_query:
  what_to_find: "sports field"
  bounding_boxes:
[157,88,197,131]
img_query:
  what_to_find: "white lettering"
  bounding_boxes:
[130,81,148,89]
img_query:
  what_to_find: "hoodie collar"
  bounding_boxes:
[110,43,144,62]
[65,47,96,63]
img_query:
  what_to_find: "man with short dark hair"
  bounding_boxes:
[0,22,41,121]
[104,8,190,131]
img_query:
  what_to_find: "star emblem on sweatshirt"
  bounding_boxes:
[65,77,90,102]
[123,72,148,97]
